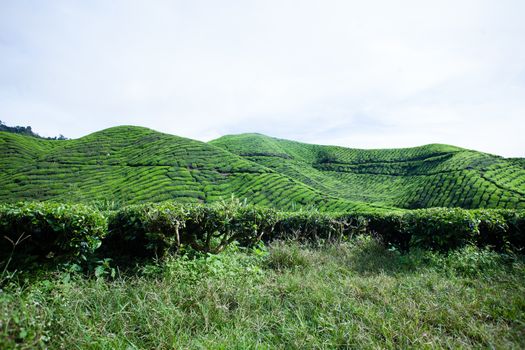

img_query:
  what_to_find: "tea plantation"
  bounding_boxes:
[1,126,525,349]
[211,133,525,209]
[1,126,524,210]
[0,126,379,212]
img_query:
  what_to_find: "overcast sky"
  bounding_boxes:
[1,1,524,157]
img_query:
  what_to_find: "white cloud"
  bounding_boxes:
[0,0,524,156]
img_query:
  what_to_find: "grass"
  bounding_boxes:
[1,238,524,349]
[1,126,524,211]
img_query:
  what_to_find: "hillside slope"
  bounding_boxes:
[1,126,523,210]
[0,127,374,212]
[210,133,525,209]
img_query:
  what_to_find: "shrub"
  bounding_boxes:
[404,208,479,251]
[0,202,106,264]
[500,210,525,250]
[225,204,280,247]
[106,199,281,257]
[3,199,516,267]
[106,202,188,257]
[274,211,343,242]
[360,212,407,249]
[182,200,273,253]
[473,209,509,249]
[105,203,525,258]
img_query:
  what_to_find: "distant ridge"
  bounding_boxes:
[1,126,524,210]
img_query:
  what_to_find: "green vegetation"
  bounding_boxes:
[0,126,373,212]
[0,202,106,264]
[1,126,523,210]
[106,202,525,255]
[0,120,67,140]
[1,239,524,349]
[2,201,523,269]
[211,133,525,209]
[1,126,524,348]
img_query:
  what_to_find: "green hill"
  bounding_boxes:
[0,126,374,212]
[1,126,524,210]
[210,133,525,209]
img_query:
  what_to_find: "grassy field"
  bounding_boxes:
[2,237,524,349]
[1,126,524,211]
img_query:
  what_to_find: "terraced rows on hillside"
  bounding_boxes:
[0,127,377,212]
[1,126,524,210]
[210,133,525,209]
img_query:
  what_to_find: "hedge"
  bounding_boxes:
[105,202,187,257]
[106,200,280,256]
[106,203,367,258]
[1,201,524,266]
[0,202,107,264]
[496,209,525,249]
[106,203,525,257]
[404,208,479,251]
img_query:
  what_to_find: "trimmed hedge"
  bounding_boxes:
[106,202,525,257]
[2,201,524,266]
[106,203,367,258]
[358,212,406,249]
[105,202,187,257]
[106,201,280,257]
[496,209,525,249]
[404,208,479,251]
[0,202,106,263]
[274,211,342,242]
[184,203,279,253]
[361,208,525,251]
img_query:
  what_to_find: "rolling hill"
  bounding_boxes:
[1,126,524,210]
[0,126,374,212]
[211,133,525,209]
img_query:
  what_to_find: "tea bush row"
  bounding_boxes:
[106,202,525,258]
[0,202,106,264]
[1,202,524,268]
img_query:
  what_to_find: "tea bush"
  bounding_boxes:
[405,208,479,251]
[2,201,524,265]
[105,202,188,257]
[183,200,279,253]
[106,200,280,258]
[0,202,106,263]
[473,209,509,249]
[500,210,525,249]
[105,202,524,257]
[358,211,406,248]
[273,211,343,242]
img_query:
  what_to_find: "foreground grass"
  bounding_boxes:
[1,238,524,349]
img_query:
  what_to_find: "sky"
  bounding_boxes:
[1,0,524,157]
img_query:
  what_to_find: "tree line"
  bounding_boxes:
[0,120,67,140]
